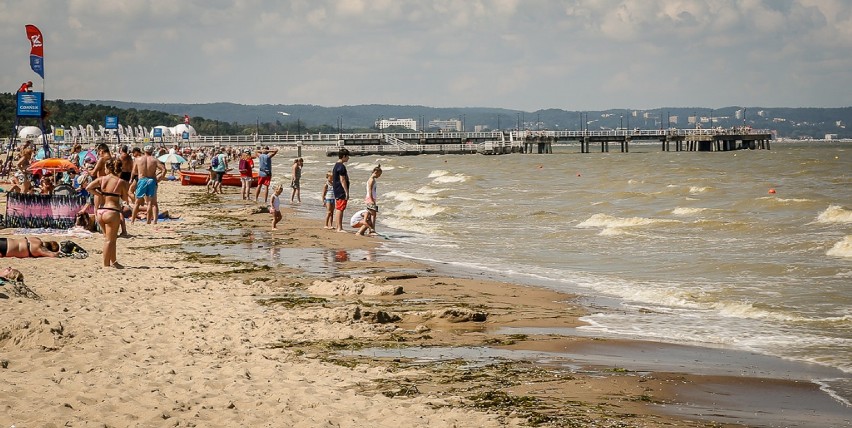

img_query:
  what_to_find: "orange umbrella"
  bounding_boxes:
[28,158,78,173]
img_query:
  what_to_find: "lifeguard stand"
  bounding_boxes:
[3,91,51,176]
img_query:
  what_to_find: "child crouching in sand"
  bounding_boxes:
[270,184,284,230]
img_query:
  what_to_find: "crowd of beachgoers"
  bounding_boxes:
[0,141,379,283]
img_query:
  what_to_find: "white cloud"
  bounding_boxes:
[0,0,850,110]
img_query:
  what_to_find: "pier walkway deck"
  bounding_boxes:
[5,128,773,156]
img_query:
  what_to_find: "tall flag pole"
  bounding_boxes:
[25,24,45,91]
[24,24,50,158]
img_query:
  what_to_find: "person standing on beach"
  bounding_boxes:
[364,164,382,234]
[332,149,350,231]
[16,141,35,194]
[87,158,130,268]
[290,157,303,204]
[270,184,284,230]
[254,146,278,203]
[321,171,335,229]
[130,145,166,224]
[118,145,134,204]
[209,149,228,194]
[238,150,254,200]
[90,143,112,222]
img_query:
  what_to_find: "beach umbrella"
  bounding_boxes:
[28,158,78,173]
[158,153,187,164]
[79,150,97,165]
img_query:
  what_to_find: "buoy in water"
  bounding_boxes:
[768,188,776,194]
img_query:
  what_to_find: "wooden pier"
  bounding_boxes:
[5,128,772,156]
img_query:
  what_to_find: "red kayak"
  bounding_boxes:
[178,170,258,187]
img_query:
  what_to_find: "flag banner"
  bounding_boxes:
[25,24,44,79]
[5,192,89,229]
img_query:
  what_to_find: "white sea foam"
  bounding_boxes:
[672,207,707,216]
[688,186,709,194]
[380,217,443,236]
[576,214,677,233]
[427,169,469,184]
[432,174,468,184]
[774,197,813,203]
[385,190,436,202]
[826,236,852,258]
[388,200,446,218]
[416,186,445,195]
[817,205,852,224]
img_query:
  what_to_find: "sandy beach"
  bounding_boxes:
[1,180,848,427]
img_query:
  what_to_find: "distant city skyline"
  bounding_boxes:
[2,1,850,111]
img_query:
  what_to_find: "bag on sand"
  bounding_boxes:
[59,240,89,259]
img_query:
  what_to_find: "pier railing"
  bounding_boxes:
[3,128,772,149]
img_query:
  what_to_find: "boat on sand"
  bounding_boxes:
[178,170,258,187]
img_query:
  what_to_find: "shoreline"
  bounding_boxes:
[1,181,849,427]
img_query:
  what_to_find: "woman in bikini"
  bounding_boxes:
[0,237,61,258]
[86,158,130,268]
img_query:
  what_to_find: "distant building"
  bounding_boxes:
[376,118,417,131]
[474,125,487,132]
[825,134,838,140]
[429,119,462,132]
[669,115,678,125]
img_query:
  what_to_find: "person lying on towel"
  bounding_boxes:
[0,237,88,258]
[0,237,61,257]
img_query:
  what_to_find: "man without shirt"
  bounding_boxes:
[131,145,166,224]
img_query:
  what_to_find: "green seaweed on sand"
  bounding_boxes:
[256,295,328,308]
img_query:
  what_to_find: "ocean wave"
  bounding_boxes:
[387,200,446,218]
[774,197,814,203]
[817,205,852,224]
[576,213,678,231]
[688,186,709,194]
[427,169,469,184]
[672,207,708,216]
[384,190,436,202]
[416,186,446,195]
[826,236,852,258]
[432,174,468,184]
[380,217,444,236]
[350,162,383,172]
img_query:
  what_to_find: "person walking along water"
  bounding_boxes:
[254,146,279,203]
[290,158,303,204]
[332,149,350,232]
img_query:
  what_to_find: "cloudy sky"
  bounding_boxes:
[1,0,850,111]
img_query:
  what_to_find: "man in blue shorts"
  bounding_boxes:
[130,145,166,224]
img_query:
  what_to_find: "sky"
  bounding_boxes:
[1,0,851,111]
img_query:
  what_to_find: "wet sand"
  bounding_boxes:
[0,180,849,427]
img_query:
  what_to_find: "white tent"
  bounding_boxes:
[172,123,197,137]
[150,126,173,137]
[17,126,43,139]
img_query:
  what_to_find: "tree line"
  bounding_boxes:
[0,93,351,138]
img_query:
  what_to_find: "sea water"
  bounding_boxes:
[267,142,851,402]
